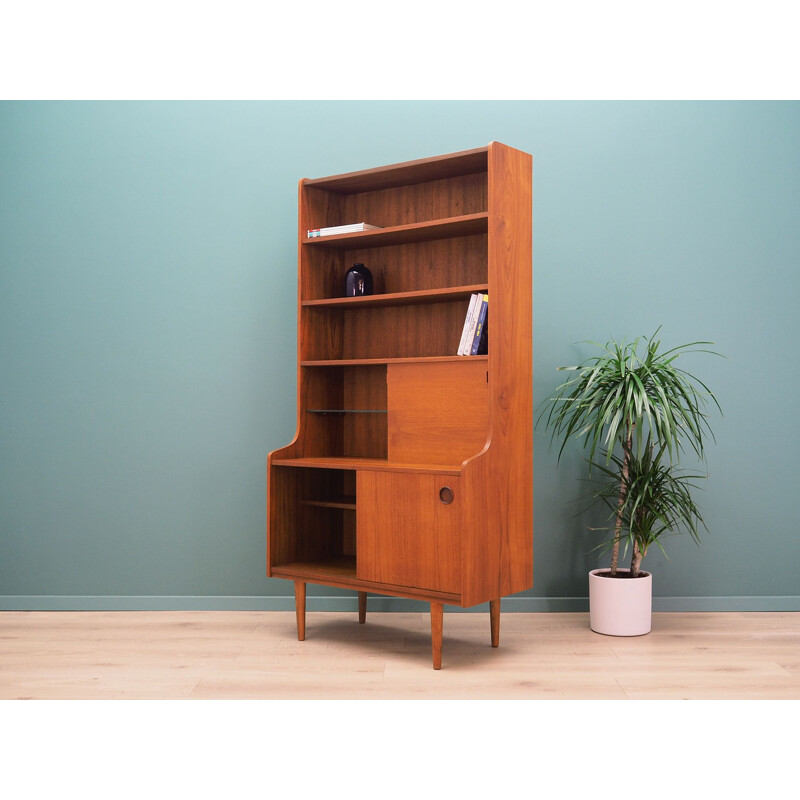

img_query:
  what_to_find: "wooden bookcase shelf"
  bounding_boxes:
[301,496,357,510]
[301,283,489,309]
[271,559,461,603]
[300,355,488,367]
[272,557,357,581]
[271,457,462,475]
[303,212,488,248]
[267,143,533,669]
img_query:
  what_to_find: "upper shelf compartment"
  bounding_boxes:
[302,148,488,234]
[303,146,488,193]
[303,213,488,249]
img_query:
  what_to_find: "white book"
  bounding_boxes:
[457,293,479,355]
[307,222,382,238]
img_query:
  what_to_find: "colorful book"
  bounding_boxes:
[460,292,485,356]
[457,293,479,355]
[469,295,488,355]
[307,222,382,238]
[471,305,488,355]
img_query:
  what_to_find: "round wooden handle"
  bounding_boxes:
[439,486,454,504]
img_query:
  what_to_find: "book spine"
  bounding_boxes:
[457,293,479,355]
[461,293,483,356]
[470,296,488,355]
[475,308,488,355]
[469,294,489,356]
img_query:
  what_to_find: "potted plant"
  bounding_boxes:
[538,328,721,635]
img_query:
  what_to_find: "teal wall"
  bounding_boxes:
[2,101,798,611]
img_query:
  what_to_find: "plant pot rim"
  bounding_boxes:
[589,568,652,579]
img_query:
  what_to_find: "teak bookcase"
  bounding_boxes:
[267,142,532,669]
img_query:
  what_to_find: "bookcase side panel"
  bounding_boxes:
[461,143,533,607]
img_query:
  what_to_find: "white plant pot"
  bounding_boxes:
[588,568,652,636]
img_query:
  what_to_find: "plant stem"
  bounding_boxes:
[610,429,632,577]
[630,539,642,578]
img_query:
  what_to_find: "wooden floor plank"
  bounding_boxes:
[1,611,798,700]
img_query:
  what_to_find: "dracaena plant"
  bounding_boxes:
[588,440,708,576]
[538,328,721,576]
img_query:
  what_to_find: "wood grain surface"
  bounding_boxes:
[387,360,488,465]
[267,144,533,664]
[2,611,798,699]
[357,471,462,594]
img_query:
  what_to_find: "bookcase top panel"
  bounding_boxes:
[303,146,489,194]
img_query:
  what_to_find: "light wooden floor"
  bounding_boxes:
[1,610,798,699]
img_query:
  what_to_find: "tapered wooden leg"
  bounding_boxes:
[490,598,501,647]
[431,602,443,670]
[358,591,367,624]
[294,580,306,641]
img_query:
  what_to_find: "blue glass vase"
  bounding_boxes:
[344,263,373,297]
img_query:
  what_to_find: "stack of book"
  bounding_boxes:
[457,293,488,356]
[307,222,382,238]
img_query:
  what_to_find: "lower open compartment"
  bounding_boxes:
[269,466,357,579]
